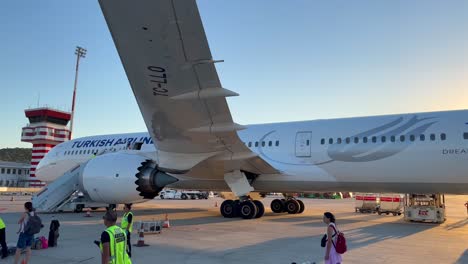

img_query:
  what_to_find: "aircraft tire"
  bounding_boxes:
[239,201,258,219]
[220,200,236,218]
[270,199,285,213]
[286,199,301,214]
[253,200,265,218]
[297,200,305,214]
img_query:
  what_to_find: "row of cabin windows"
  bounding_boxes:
[246,140,280,148]
[64,146,129,156]
[321,133,447,145]
[0,168,28,175]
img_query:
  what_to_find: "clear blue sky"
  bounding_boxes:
[1,0,467,148]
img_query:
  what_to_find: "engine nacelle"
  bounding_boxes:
[80,153,178,204]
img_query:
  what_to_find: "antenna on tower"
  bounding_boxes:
[37,92,40,108]
[69,46,87,140]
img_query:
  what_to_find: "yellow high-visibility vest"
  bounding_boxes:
[121,212,133,233]
[100,225,131,264]
[0,217,5,229]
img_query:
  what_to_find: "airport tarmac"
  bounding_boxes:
[0,195,467,264]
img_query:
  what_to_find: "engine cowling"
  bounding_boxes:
[80,153,178,204]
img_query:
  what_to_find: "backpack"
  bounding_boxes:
[331,225,347,254]
[24,212,42,236]
[39,236,48,249]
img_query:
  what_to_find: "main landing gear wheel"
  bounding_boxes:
[286,199,301,214]
[253,200,265,218]
[221,200,236,218]
[271,199,285,213]
[239,201,258,219]
[297,200,305,214]
[271,198,305,214]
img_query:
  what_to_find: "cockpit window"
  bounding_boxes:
[464,132,468,140]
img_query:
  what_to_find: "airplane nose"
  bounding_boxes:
[35,158,47,179]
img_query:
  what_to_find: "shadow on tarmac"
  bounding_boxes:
[445,218,468,230]
[456,249,468,264]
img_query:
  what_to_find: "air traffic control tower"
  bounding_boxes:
[21,108,71,187]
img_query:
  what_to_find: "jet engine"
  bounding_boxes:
[80,153,178,204]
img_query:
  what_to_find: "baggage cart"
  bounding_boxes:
[355,193,379,213]
[378,193,404,216]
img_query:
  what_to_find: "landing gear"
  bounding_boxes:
[271,199,285,213]
[220,200,236,218]
[297,200,305,214]
[270,198,305,215]
[239,201,257,219]
[220,199,264,219]
[253,200,265,218]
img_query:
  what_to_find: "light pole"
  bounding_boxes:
[69,46,86,140]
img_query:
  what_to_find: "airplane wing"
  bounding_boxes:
[99,0,277,175]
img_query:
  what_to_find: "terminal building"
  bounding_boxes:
[0,161,31,187]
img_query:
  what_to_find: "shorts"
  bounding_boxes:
[17,232,34,249]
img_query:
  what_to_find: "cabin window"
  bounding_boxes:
[337,138,342,144]
[275,140,279,146]
[440,133,446,141]
[306,140,310,146]
[268,141,272,147]
[400,135,405,142]
[464,133,468,140]
[420,134,425,141]
[390,136,396,142]
[255,142,259,147]
[345,137,350,144]
[363,137,368,143]
[320,139,325,145]
[381,136,386,143]
[248,142,252,147]
[354,137,359,144]
[410,135,415,142]
[329,138,334,144]
[430,134,436,141]
[261,141,265,147]
[372,136,377,143]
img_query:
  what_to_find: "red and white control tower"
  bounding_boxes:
[21,108,71,187]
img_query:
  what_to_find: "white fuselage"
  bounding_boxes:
[36,109,468,194]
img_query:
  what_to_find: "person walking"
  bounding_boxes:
[0,215,8,259]
[100,211,131,264]
[120,204,133,258]
[14,202,35,264]
[465,201,468,216]
[323,212,342,264]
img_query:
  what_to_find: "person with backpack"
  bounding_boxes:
[14,202,42,264]
[323,212,344,264]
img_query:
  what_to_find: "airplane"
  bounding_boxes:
[35,0,468,219]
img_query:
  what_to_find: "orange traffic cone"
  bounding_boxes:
[134,223,149,247]
[163,213,170,228]
[84,208,92,217]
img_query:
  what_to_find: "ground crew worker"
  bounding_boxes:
[465,201,468,216]
[121,204,133,258]
[0,215,8,259]
[100,211,131,264]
